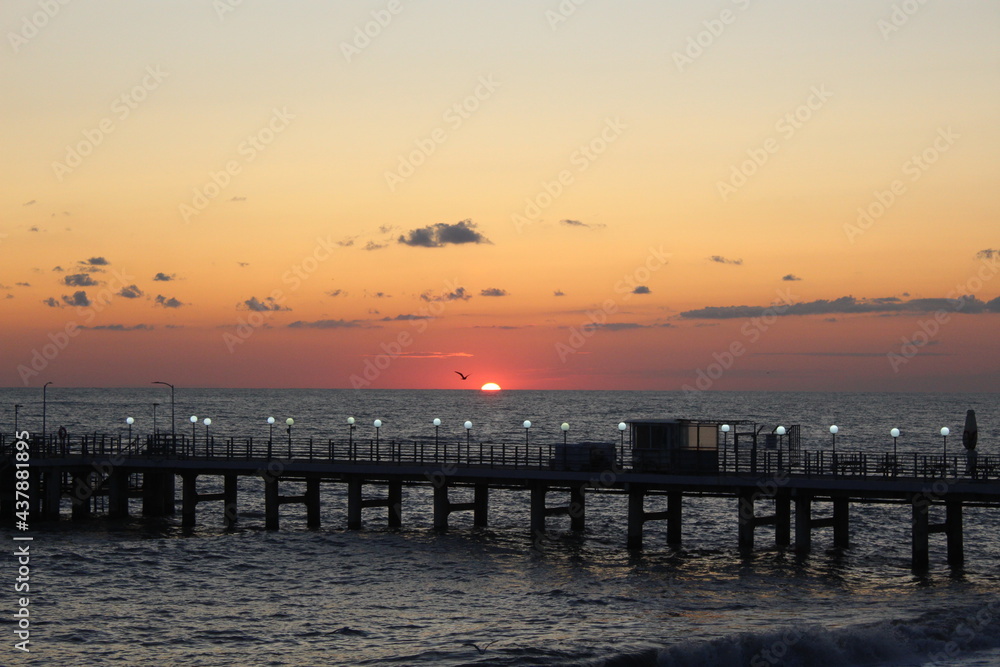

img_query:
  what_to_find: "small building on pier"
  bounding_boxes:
[626,419,722,474]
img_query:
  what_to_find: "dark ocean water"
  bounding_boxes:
[2,389,999,666]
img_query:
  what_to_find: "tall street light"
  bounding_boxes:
[42,381,53,442]
[151,381,175,444]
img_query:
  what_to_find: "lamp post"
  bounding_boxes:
[776,425,786,465]
[940,427,950,462]
[523,420,531,445]
[204,417,211,440]
[433,418,441,446]
[374,419,382,447]
[348,417,356,448]
[286,418,294,457]
[890,427,900,458]
[829,425,838,455]
[190,415,198,449]
[126,417,134,443]
[267,417,275,459]
[151,381,175,444]
[14,404,22,435]
[721,423,730,446]
[153,403,159,436]
[464,420,472,446]
[42,381,53,442]
[561,422,569,445]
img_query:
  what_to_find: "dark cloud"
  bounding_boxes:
[976,249,998,260]
[152,272,176,281]
[82,257,109,266]
[398,219,491,247]
[326,289,345,297]
[365,241,387,251]
[29,226,41,232]
[554,290,565,297]
[287,319,370,329]
[560,219,605,230]
[366,291,391,298]
[43,297,61,308]
[118,285,144,299]
[83,324,154,331]
[62,291,91,307]
[709,256,743,266]
[378,225,397,234]
[421,287,471,302]
[239,296,290,312]
[381,314,432,321]
[237,262,250,268]
[782,274,802,281]
[480,288,508,297]
[632,286,651,294]
[64,274,98,287]
[681,295,1000,320]
[154,295,184,308]
[16,282,30,287]
[52,266,64,272]
[337,238,355,247]
[23,200,36,206]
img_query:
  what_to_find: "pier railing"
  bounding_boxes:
[3,433,998,482]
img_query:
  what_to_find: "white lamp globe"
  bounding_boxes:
[618,422,627,431]
[190,415,198,423]
[776,426,786,436]
[267,417,275,424]
[347,417,355,425]
[433,418,441,427]
[890,428,900,438]
[523,420,531,429]
[203,418,211,426]
[940,427,950,437]
[126,417,134,425]
[830,425,839,435]
[561,422,569,431]
[286,418,294,426]
[464,421,472,430]
[374,419,382,428]
[721,424,730,433]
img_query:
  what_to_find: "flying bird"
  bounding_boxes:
[463,640,495,654]
[454,371,469,380]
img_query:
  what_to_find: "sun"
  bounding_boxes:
[480,382,501,391]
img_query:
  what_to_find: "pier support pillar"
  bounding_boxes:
[946,499,964,568]
[305,478,321,529]
[738,488,754,554]
[223,474,238,528]
[795,494,812,554]
[774,492,791,548]
[0,464,14,520]
[264,476,279,531]
[433,484,449,531]
[627,486,645,550]
[473,483,489,527]
[833,497,850,548]
[666,491,682,545]
[530,483,547,537]
[108,470,129,519]
[387,480,402,528]
[71,471,92,520]
[348,478,363,530]
[42,469,62,521]
[912,495,930,571]
[182,474,197,528]
[570,485,586,532]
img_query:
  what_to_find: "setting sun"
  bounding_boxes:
[480,383,501,391]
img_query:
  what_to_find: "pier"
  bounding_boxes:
[3,421,998,571]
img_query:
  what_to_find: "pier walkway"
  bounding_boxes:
[3,432,998,570]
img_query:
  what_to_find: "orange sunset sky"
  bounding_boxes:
[2,1,998,391]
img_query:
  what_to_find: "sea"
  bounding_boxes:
[2,388,999,666]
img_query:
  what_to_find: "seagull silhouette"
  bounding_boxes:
[463,640,495,654]
[454,371,469,380]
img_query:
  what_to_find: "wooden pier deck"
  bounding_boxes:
[3,433,999,570]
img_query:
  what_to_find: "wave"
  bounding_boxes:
[593,601,1000,667]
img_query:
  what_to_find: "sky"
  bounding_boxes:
[1,0,998,391]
